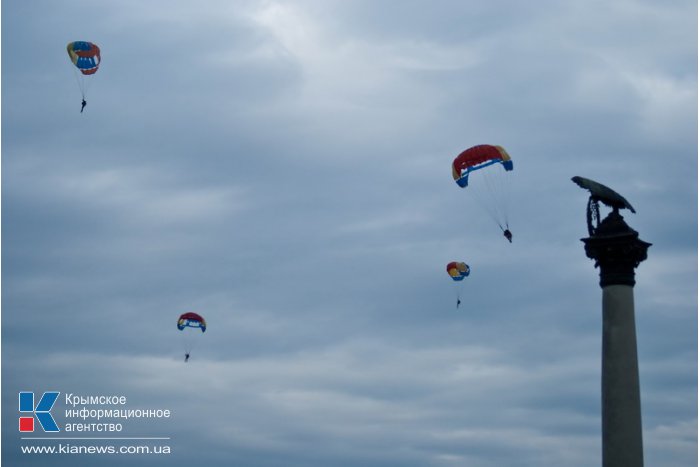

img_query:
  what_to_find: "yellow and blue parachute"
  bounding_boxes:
[447,261,470,308]
[446,261,470,281]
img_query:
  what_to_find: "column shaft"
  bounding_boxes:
[601,285,643,467]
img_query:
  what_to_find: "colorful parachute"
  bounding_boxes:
[66,41,101,75]
[452,144,514,235]
[177,312,206,332]
[446,261,470,281]
[447,261,470,308]
[66,41,101,101]
[177,312,206,362]
[452,145,512,188]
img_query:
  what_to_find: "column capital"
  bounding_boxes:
[582,211,651,287]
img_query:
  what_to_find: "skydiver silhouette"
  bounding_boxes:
[456,299,461,308]
[81,99,87,113]
[184,353,190,363]
[503,229,513,243]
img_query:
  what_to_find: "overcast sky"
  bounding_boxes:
[2,1,697,466]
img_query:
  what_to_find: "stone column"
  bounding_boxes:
[582,210,651,467]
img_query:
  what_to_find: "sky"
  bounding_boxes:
[1,0,697,466]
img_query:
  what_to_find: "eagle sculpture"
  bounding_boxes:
[572,176,636,235]
[572,176,635,213]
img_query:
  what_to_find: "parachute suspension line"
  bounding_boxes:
[82,72,94,98]
[484,167,509,225]
[179,328,200,356]
[469,187,500,230]
[478,165,511,231]
[71,66,86,100]
[485,179,504,226]
[453,282,462,309]
[469,170,506,231]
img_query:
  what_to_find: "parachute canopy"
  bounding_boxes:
[66,41,101,75]
[446,261,470,281]
[452,144,512,188]
[177,312,206,332]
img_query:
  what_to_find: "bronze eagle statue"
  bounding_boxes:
[572,176,636,213]
[572,176,636,235]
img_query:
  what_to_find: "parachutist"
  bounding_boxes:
[80,99,87,113]
[185,353,190,363]
[503,229,513,243]
[457,299,461,308]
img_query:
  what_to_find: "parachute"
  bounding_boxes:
[452,144,513,236]
[66,41,101,75]
[446,261,470,308]
[66,41,101,102]
[446,261,470,281]
[177,312,206,361]
[452,145,512,187]
[178,312,206,332]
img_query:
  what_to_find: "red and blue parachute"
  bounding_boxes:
[452,145,512,187]
[452,144,514,236]
[177,312,206,362]
[177,312,206,332]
